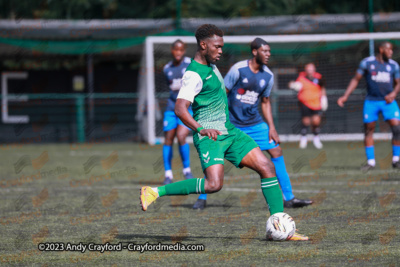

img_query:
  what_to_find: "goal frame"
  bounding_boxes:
[141,32,400,145]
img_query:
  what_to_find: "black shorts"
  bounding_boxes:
[299,102,322,117]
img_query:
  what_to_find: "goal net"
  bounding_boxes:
[138,33,400,145]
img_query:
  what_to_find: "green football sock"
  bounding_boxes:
[261,177,284,215]
[157,178,205,197]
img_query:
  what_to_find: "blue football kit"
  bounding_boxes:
[357,56,400,123]
[163,57,192,131]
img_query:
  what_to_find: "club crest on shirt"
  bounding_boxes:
[242,78,248,83]
[259,79,266,88]
[370,64,375,70]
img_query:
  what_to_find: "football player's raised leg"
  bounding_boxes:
[239,147,283,215]
[176,125,193,179]
[140,165,223,211]
[193,164,223,210]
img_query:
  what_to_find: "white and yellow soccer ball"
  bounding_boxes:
[266,212,296,241]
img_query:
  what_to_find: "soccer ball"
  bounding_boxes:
[266,212,296,241]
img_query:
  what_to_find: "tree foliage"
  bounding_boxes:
[0,0,399,19]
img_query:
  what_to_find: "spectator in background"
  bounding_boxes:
[289,63,328,149]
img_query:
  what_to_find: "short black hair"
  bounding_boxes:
[250,38,269,51]
[195,24,224,46]
[172,39,185,49]
[378,41,392,49]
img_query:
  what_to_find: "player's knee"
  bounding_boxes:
[164,138,173,145]
[391,124,400,140]
[270,147,283,158]
[364,124,375,136]
[206,179,223,193]
[257,158,275,175]
[364,127,374,136]
[176,134,186,145]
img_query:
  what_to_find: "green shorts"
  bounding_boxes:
[193,127,259,172]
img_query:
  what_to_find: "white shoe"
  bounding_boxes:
[313,136,323,149]
[299,136,308,149]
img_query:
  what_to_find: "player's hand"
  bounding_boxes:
[269,128,280,145]
[337,96,347,108]
[199,129,222,141]
[384,92,396,104]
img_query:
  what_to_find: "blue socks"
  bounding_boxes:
[271,156,294,201]
[179,143,191,168]
[163,145,173,172]
[393,145,400,157]
[198,194,207,200]
[365,146,375,160]
[393,145,400,163]
[164,143,191,176]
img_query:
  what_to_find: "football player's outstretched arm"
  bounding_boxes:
[175,99,221,141]
[338,72,362,107]
[261,97,280,144]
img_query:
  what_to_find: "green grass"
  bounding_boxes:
[0,141,399,266]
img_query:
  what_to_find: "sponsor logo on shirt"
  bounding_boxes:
[386,65,391,72]
[170,78,182,91]
[236,89,259,105]
[371,71,391,83]
[214,158,224,161]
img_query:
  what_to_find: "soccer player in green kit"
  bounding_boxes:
[140,24,308,241]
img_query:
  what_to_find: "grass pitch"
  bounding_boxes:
[0,141,399,266]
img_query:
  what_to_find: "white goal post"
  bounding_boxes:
[139,32,400,145]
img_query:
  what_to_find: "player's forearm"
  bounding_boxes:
[392,81,400,95]
[343,79,358,98]
[175,105,202,132]
[262,101,276,130]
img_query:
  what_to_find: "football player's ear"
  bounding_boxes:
[199,40,207,51]
[252,48,257,57]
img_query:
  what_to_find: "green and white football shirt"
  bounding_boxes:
[177,59,235,135]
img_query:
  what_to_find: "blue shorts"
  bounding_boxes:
[237,122,279,151]
[163,110,193,132]
[363,100,400,123]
